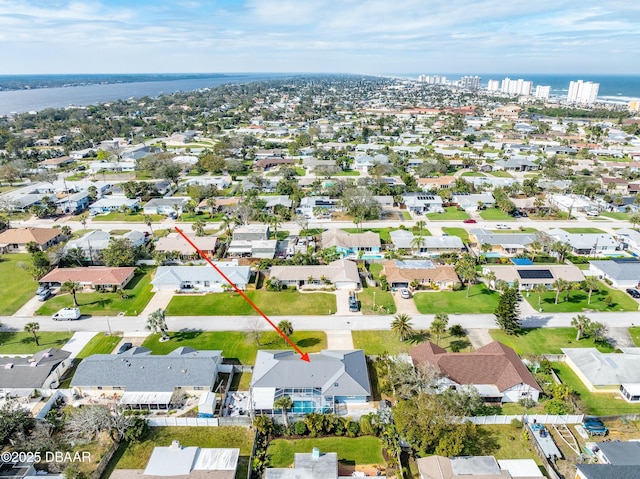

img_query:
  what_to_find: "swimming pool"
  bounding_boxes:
[293,400,319,414]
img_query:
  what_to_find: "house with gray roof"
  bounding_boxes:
[0,348,72,394]
[562,348,640,402]
[71,347,222,409]
[469,229,538,256]
[451,193,495,212]
[151,263,252,292]
[321,229,381,258]
[143,197,191,216]
[65,230,146,262]
[548,229,619,255]
[589,259,640,288]
[389,230,465,256]
[615,228,640,256]
[250,350,371,416]
[89,197,140,215]
[265,450,337,479]
[494,156,539,172]
[401,193,444,214]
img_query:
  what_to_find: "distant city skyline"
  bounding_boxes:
[1,1,639,75]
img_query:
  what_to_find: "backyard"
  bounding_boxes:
[267,437,384,469]
[142,330,327,364]
[165,290,337,316]
[414,284,499,314]
[0,332,73,354]
[523,281,638,312]
[489,328,614,355]
[352,329,471,356]
[426,206,470,221]
[36,267,156,316]
[0,253,39,315]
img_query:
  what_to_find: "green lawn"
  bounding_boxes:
[474,425,541,464]
[479,208,515,221]
[561,227,606,234]
[352,330,471,355]
[112,427,253,479]
[599,211,630,220]
[461,172,486,177]
[630,327,640,346]
[334,170,360,176]
[442,227,469,243]
[427,206,470,221]
[36,268,155,317]
[357,288,396,314]
[368,263,383,280]
[295,167,306,176]
[401,211,412,220]
[267,437,384,468]
[0,332,73,354]
[179,212,226,223]
[490,328,614,355]
[488,170,513,178]
[414,284,499,314]
[141,331,327,364]
[524,281,638,312]
[490,228,538,234]
[0,253,39,315]
[341,227,396,243]
[165,290,336,316]
[76,333,123,359]
[553,362,640,415]
[94,212,164,222]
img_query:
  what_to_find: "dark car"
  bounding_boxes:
[36,284,49,296]
[117,342,133,354]
[37,289,52,301]
[348,293,359,312]
[626,288,640,298]
[463,219,477,223]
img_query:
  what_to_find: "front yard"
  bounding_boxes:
[36,267,156,316]
[0,332,73,354]
[0,253,39,315]
[352,330,471,356]
[442,227,469,243]
[414,284,499,314]
[267,437,384,468]
[142,330,327,364]
[165,290,337,315]
[523,281,638,312]
[490,328,614,355]
[426,206,470,221]
[479,208,515,221]
[561,227,606,234]
[93,211,164,222]
[76,333,123,358]
[357,287,396,314]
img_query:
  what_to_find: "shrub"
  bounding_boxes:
[449,324,465,337]
[294,420,308,436]
[346,420,360,437]
[543,398,572,415]
[511,418,523,429]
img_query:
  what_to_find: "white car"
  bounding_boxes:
[586,210,599,217]
[400,289,412,299]
[496,224,511,230]
[52,308,81,321]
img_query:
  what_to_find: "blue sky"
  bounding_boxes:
[1,0,639,74]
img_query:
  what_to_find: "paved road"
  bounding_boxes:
[3,311,639,334]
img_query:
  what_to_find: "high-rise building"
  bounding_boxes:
[535,85,551,99]
[487,79,500,92]
[460,76,481,90]
[567,80,599,105]
[500,77,533,96]
[629,100,640,112]
[419,75,447,84]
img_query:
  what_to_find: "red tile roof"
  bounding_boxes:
[39,267,136,287]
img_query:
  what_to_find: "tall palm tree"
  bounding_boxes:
[146,308,169,341]
[528,240,542,263]
[410,235,426,256]
[273,395,293,428]
[582,276,600,305]
[61,280,80,307]
[457,260,477,298]
[552,278,569,304]
[193,219,206,237]
[206,198,217,219]
[221,215,234,242]
[430,313,449,345]
[24,322,40,346]
[391,313,414,341]
[533,283,547,307]
[571,314,592,341]
[277,320,294,346]
[551,241,572,264]
[269,215,282,239]
[415,220,427,238]
[144,214,154,236]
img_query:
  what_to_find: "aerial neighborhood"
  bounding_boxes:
[2,75,640,479]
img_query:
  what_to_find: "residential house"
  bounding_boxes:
[71,347,222,409]
[151,263,252,292]
[548,194,598,213]
[89,197,140,215]
[410,342,542,403]
[548,229,619,255]
[417,176,457,191]
[259,195,293,211]
[156,232,219,260]
[0,227,63,252]
[252,158,295,172]
[228,224,277,258]
[55,190,90,214]
[493,157,539,172]
[0,348,72,394]
[388,230,465,256]
[576,464,639,479]
[353,153,389,171]
[232,224,270,241]
[468,229,538,256]
[401,193,444,214]
[265,450,337,479]
[299,196,339,218]
[451,193,495,212]
[269,259,360,290]
[39,156,74,170]
[482,264,585,291]
[39,266,137,290]
[563,348,640,400]
[65,230,145,262]
[381,259,459,289]
[600,177,629,193]
[589,259,640,288]
[143,197,191,216]
[592,441,640,466]
[615,228,640,256]
[416,456,543,479]
[321,229,381,258]
[250,350,371,415]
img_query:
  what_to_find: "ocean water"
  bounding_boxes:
[0,73,287,115]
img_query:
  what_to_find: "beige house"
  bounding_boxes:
[39,266,137,290]
[482,264,585,291]
[0,227,63,252]
[417,175,457,191]
[156,232,218,259]
[269,259,360,290]
[381,259,459,289]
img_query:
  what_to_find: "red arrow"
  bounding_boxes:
[174,227,310,362]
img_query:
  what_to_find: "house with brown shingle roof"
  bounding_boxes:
[39,266,137,290]
[381,259,459,290]
[0,227,63,252]
[410,341,541,403]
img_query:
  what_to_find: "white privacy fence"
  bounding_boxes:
[466,414,584,425]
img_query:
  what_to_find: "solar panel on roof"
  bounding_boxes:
[517,269,553,279]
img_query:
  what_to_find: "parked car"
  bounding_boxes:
[52,308,81,321]
[400,288,412,299]
[36,284,49,296]
[37,289,52,301]
[348,292,359,312]
[496,224,511,229]
[586,210,599,217]
[117,342,133,354]
[463,219,477,224]
[626,288,640,299]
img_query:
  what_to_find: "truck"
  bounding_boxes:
[52,308,81,321]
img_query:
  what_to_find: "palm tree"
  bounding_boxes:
[410,235,426,255]
[24,322,40,346]
[391,313,414,341]
[430,313,449,345]
[457,260,477,298]
[146,308,169,341]
[61,225,72,238]
[415,220,427,237]
[629,211,640,231]
[533,284,547,307]
[583,276,600,305]
[221,215,234,242]
[277,320,293,346]
[269,215,282,238]
[61,280,80,307]
[551,241,571,264]
[528,240,542,263]
[571,314,592,341]
[206,198,216,219]
[495,280,509,293]
[273,395,293,428]
[193,219,206,237]
[79,213,88,230]
[144,214,154,236]
[552,278,569,304]
[565,281,580,302]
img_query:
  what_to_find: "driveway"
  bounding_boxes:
[394,291,420,315]
[607,327,635,348]
[335,289,361,316]
[140,289,175,317]
[326,330,354,349]
[15,294,46,317]
[466,328,493,349]
[62,332,99,359]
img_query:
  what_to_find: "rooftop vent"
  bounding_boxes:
[170,440,182,450]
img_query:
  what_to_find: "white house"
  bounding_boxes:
[143,197,191,216]
[151,263,252,292]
